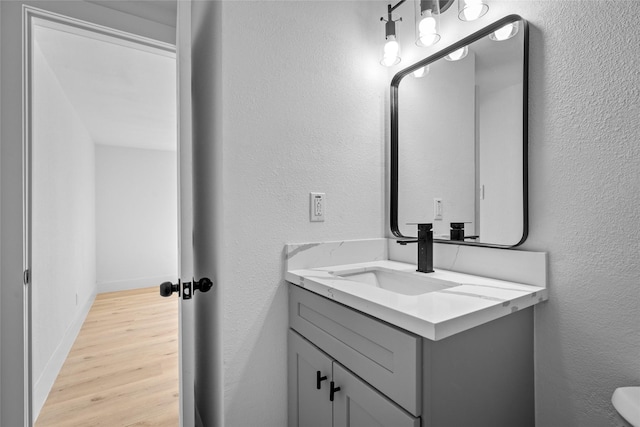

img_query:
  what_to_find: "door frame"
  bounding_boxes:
[22,6,177,425]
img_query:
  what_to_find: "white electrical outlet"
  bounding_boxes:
[310,192,325,222]
[434,198,443,220]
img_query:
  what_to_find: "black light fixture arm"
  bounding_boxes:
[388,0,407,13]
[381,2,404,39]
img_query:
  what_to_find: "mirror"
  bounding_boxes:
[391,15,528,248]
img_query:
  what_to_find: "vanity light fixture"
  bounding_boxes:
[413,65,430,77]
[380,0,485,66]
[415,0,442,47]
[458,0,489,22]
[380,5,403,66]
[490,21,519,41]
[445,45,468,61]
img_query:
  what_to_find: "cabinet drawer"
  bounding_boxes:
[289,284,421,416]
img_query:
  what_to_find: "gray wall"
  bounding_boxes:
[391,1,640,425]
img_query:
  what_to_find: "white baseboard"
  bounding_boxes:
[97,275,175,294]
[33,291,96,422]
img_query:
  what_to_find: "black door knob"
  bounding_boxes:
[316,371,328,390]
[329,381,341,402]
[159,281,180,297]
[194,277,213,293]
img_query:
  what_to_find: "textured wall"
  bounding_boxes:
[192,1,387,425]
[523,3,640,425]
[390,1,640,425]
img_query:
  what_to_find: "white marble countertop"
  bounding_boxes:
[286,259,548,341]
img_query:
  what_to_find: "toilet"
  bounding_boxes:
[612,387,640,427]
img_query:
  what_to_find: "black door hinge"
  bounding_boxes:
[23,269,30,285]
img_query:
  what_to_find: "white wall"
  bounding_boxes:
[475,34,524,244]
[397,52,476,237]
[0,2,176,424]
[479,82,523,243]
[191,1,387,425]
[390,2,640,425]
[31,39,97,419]
[96,145,177,293]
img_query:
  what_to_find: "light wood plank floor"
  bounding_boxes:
[36,287,179,427]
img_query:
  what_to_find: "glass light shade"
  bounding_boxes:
[413,65,430,78]
[458,0,489,22]
[489,21,519,41]
[415,1,441,47]
[445,45,468,61]
[381,36,401,67]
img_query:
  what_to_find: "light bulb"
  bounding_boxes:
[458,0,488,22]
[381,38,401,67]
[413,65,429,78]
[419,16,436,33]
[445,46,468,61]
[490,22,519,41]
[418,15,440,46]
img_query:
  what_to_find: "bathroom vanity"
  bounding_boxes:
[285,240,547,427]
[286,14,540,427]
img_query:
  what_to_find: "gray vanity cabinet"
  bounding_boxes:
[288,329,333,427]
[288,284,535,427]
[332,362,419,427]
[288,329,419,427]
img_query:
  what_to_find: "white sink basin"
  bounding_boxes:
[336,268,457,296]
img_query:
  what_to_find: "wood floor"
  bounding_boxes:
[36,287,179,427]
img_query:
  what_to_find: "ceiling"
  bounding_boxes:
[34,22,177,151]
[86,0,177,28]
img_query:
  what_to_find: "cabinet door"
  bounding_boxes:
[289,330,333,427]
[332,363,420,427]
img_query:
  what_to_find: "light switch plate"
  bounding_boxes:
[434,198,443,220]
[310,192,325,222]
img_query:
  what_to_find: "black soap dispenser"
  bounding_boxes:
[450,222,465,241]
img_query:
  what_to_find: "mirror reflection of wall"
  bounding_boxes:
[394,17,527,247]
[399,50,476,239]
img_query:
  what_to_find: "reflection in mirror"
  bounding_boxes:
[391,15,528,247]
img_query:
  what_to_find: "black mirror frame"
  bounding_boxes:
[390,14,529,249]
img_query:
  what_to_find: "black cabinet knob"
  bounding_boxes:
[316,371,328,390]
[329,381,341,402]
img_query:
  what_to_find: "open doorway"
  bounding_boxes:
[29,16,179,425]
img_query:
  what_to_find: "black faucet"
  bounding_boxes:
[397,223,434,273]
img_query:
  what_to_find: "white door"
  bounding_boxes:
[176,1,195,425]
[24,5,208,427]
[172,2,219,425]
[164,2,220,425]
